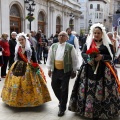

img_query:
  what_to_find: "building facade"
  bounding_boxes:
[112,0,120,34]
[79,0,111,34]
[0,0,81,38]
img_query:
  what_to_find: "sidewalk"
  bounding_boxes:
[0,61,119,120]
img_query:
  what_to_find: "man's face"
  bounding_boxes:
[11,33,17,39]
[31,31,35,37]
[107,34,113,40]
[66,29,71,35]
[58,32,68,43]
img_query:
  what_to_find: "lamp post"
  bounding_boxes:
[89,20,92,27]
[70,12,75,20]
[69,12,74,30]
[88,19,92,31]
[24,0,36,31]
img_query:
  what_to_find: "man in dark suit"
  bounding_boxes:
[9,32,17,68]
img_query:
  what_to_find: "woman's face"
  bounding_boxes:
[93,28,103,41]
[18,36,26,46]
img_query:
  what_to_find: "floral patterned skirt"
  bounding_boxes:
[1,61,51,107]
[68,65,120,119]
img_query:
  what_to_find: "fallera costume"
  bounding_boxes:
[68,23,120,119]
[1,46,51,107]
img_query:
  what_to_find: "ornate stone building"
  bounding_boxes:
[0,0,81,37]
[79,0,111,33]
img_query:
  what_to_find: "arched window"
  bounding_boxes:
[10,4,21,35]
[38,12,45,22]
[56,16,61,33]
[10,5,20,17]
[90,4,93,9]
[38,11,46,34]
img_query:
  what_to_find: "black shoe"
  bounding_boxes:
[58,110,65,117]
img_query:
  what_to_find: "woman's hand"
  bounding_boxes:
[88,59,94,66]
[94,54,103,61]
[2,48,4,51]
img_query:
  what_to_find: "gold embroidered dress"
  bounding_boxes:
[1,46,51,107]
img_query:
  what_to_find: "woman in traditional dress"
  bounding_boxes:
[1,32,51,107]
[68,23,120,120]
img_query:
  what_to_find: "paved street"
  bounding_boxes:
[0,56,120,120]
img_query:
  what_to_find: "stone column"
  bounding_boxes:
[1,0,10,36]
[50,6,54,36]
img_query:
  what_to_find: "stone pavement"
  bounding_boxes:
[0,60,119,120]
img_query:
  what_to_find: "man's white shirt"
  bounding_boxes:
[46,42,80,71]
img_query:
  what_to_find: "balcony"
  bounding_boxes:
[95,8,103,12]
[88,0,107,4]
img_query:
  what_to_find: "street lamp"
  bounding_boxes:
[70,12,74,20]
[69,12,74,30]
[24,0,36,31]
[88,20,92,31]
[89,20,92,27]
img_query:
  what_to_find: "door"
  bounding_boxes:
[10,4,21,36]
[10,16,21,34]
[38,11,45,34]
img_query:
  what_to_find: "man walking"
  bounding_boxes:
[46,31,79,117]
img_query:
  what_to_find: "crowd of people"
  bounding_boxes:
[0,23,120,120]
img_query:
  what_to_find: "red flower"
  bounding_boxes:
[86,47,99,55]
[86,47,100,59]
[31,63,39,68]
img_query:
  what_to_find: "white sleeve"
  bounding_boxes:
[74,36,80,54]
[46,46,53,70]
[115,47,120,58]
[116,39,119,52]
[71,46,80,71]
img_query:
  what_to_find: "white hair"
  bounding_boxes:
[86,23,113,60]
[11,31,17,35]
[15,32,32,62]
[59,31,69,38]
[71,31,77,35]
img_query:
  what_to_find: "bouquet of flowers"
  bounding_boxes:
[86,47,100,74]
[86,47,99,58]
[29,62,39,73]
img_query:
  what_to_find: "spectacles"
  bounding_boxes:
[58,34,66,37]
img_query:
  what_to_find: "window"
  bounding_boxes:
[99,13,103,19]
[97,4,100,11]
[95,13,99,19]
[10,4,20,17]
[90,4,93,9]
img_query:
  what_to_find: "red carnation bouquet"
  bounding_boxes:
[86,47,99,58]
[29,62,39,72]
[31,63,39,68]
[86,47,100,74]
